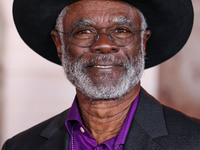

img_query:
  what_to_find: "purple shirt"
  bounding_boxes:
[65,94,139,150]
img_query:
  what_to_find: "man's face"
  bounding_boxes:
[52,0,150,100]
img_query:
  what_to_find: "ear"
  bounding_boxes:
[51,29,62,61]
[142,30,151,56]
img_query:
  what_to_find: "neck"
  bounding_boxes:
[76,84,140,144]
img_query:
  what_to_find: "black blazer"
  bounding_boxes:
[2,88,200,150]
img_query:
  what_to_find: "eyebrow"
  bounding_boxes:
[72,19,93,28]
[112,17,136,29]
[71,17,136,29]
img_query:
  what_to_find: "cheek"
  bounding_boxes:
[122,42,141,59]
[64,43,88,62]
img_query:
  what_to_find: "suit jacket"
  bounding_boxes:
[2,88,200,150]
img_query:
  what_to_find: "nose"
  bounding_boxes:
[90,33,120,54]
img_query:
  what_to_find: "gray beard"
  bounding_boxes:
[62,47,144,100]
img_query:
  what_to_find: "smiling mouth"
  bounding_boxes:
[85,61,124,70]
[93,65,113,69]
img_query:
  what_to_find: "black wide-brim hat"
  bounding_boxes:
[13,0,194,69]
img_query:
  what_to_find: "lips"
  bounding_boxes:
[84,64,125,75]
[93,65,113,69]
[85,60,124,68]
[86,64,123,70]
[83,59,125,74]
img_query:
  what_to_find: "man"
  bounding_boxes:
[2,0,200,150]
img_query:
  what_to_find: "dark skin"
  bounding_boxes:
[51,0,151,144]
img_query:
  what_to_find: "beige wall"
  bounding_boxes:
[0,2,5,145]
[158,0,200,119]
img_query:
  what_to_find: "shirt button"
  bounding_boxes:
[80,127,85,133]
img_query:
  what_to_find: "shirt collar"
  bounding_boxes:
[65,96,82,135]
[115,94,139,146]
[65,93,140,145]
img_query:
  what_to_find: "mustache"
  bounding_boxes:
[75,54,131,69]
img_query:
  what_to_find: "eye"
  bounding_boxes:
[77,29,92,34]
[113,27,132,39]
[115,28,131,33]
[73,28,95,39]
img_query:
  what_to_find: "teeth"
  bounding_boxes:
[94,66,113,68]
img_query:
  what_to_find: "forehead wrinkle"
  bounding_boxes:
[112,17,136,29]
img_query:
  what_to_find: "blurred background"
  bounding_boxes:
[0,0,200,147]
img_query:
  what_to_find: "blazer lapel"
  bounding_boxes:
[39,110,70,150]
[124,88,168,150]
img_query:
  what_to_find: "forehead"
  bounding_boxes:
[63,0,141,28]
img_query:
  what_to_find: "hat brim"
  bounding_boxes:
[13,0,194,69]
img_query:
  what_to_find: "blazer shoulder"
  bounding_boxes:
[140,88,200,149]
[163,105,200,130]
[1,109,70,150]
[158,105,200,149]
